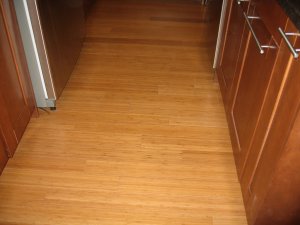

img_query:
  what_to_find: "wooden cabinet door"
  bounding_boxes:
[0,128,9,174]
[83,0,96,18]
[229,12,278,176]
[0,1,35,156]
[217,0,250,107]
[244,20,300,225]
[0,92,18,157]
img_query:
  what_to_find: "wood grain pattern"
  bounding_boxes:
[0,0,247,224]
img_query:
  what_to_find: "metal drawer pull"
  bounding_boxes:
[237,0,249,4]
[278,27,300,59]
[244,12,276,54]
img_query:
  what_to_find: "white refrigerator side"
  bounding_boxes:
[14,0,56,108]
[213,0,228,69]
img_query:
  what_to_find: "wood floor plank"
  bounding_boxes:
[0,0,247,224]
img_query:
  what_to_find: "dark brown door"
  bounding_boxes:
[0,1,36,157]
[230,15,278,175]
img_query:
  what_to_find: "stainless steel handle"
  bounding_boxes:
[278,27,300,59]
[237,0,249,4]
[244,12,276,54]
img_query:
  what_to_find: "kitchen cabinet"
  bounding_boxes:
[230,6,280,176]
[216,0,300,224]
[0,0,36,173]
[0,90,14,173]
[245,19,300,225]
[217,0,250,109]
[0,127,9,174]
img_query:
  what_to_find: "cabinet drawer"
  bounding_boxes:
[254,0,288,45]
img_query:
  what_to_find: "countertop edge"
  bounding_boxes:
[277,0,300,31]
